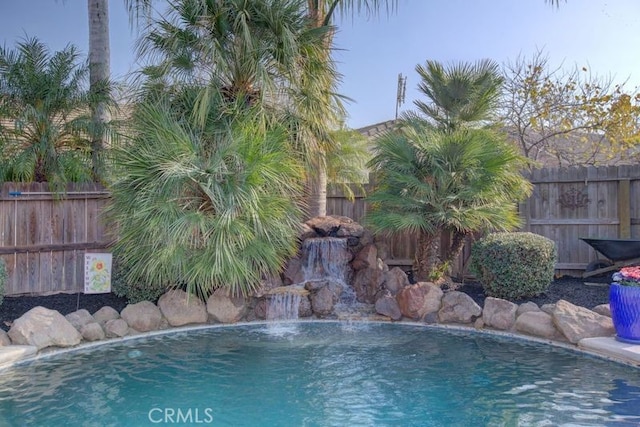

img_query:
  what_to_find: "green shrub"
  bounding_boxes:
[112,258,167,304]
[470,232,557,300]
[0,258,6,307]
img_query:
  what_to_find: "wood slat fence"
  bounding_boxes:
[0,182,110,296]
[328,165,640,278]
[1,164,638,295]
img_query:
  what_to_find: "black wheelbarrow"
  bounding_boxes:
[580,237,640,278]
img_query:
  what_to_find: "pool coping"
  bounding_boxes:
[2,319,639,370]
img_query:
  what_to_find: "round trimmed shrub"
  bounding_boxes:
[0,258,6,307]
[470,232,557,300]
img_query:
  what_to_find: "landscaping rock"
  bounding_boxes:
[483,297,518,330]
[282,257,305,286]
[375,294,402,320]
[310,282,342,316]
[121,301,163,332]
[80,322,106,341]
[352,259,384,304]
[93,306,120,325]
[306,215,358,237]
[552,299,615,344]
[207,289,247,323]
[592,303,611,317]
[104,318,129,338]
[0,329,11,346]
[515,311,560,340]
[8,306,82,350]
[438,291,482,324]
[517,301,540,316]
[397,283,443,320]
[351,244,377,271]
[384,267,410,295]
[541,303,555,315]
[158,290,208,327]
[65,309,95,330]
[298,296,313,318]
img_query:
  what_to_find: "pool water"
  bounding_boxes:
[1,322,640,426]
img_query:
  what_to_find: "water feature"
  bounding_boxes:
[266,292,301,321]
[2,322,640,426]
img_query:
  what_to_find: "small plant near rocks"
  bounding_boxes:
[470,232,557,300]
[112,258,167,304]
[0,258,6,307]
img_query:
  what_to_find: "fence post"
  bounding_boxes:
[618,178,631,238]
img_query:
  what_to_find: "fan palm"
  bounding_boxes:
[366,59,531,281]
[105,91,304,297]
[367,121,532,281]
[0,38,112,189]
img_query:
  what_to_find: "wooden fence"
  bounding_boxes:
[0,183,110,296]
[1,164,638,295]
[328,165,640,278]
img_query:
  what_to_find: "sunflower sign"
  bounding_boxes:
[84,253,112,294]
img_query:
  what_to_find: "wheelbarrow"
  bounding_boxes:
[580,237,640,278]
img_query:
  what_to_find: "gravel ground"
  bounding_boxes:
[0,275,611,332]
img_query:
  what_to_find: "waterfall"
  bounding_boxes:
[266,292,301,321]
[302,237,356,307]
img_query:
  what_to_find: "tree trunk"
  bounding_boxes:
[306,154,327,218]
[88,0,110,181]
[414,231,441,282]
[443,230,468,270]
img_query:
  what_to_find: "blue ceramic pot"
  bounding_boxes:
[609,283,640,344]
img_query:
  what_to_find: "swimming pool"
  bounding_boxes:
[1,322,639,426]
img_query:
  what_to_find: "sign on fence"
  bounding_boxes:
[84,253,112,294]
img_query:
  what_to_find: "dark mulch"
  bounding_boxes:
[1,292,128,332]
[0,275,611,332]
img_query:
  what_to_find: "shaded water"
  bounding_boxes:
[1,322,640,426]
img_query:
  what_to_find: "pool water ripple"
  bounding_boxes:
[1,322,640,426]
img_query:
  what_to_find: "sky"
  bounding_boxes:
[1,0,640,129]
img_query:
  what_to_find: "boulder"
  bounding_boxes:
[283,257,305,286]
[375,294,402,320]
[80,322,106,342]
[0,329,11,346]
[552,299,615,344]
[207,288,247,323]
[592,304,611,317]
[384,267,410,295]
[541,303,555,315]
[352,260,385,304]
[104,319,129,338]
[351,244,377,271]
[515,311,561,340]
[158,290,208,327]
[8,306,82,350]
[121,301,163,332]
[396,282,443,320]
[65,309,95,330]
[93,306,120,325]
[482,297,518,331]
[438,291,482,324]
[298,296,313,318]
[516,301,540,316]
[298,223,317,240]
[310,282,342,316]
[305,215,356,237]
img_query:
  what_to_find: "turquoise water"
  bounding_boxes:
[1,322,640,426]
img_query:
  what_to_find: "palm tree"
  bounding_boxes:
[88,0,112,180]
[0,38,112,188]
[365,60,532,281]
[106,91,304,297]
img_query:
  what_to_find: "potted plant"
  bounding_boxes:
[610,266,640,344]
